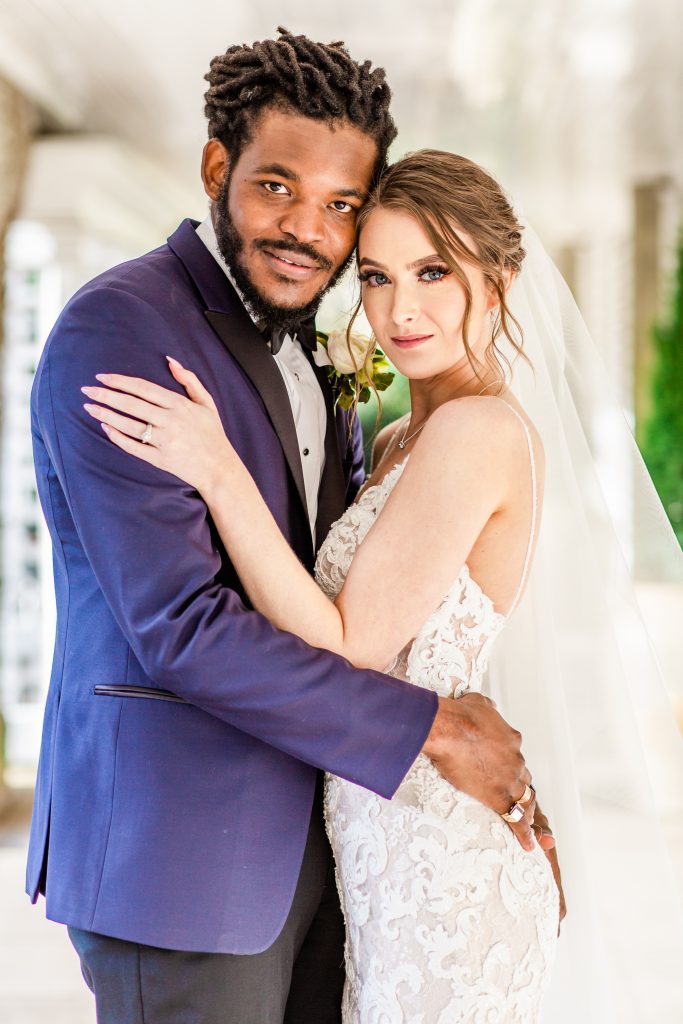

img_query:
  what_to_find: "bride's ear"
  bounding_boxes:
[501,268,516,297]
[486,269,516,314]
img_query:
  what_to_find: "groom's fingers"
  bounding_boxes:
[508,806,536,851]
[512,824,535,851]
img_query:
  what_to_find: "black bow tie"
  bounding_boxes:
[264,319,317,356]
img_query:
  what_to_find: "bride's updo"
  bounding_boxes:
[357,149,528,384]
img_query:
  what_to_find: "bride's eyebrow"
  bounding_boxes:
[358,254,445,271]
[407,254,445,269]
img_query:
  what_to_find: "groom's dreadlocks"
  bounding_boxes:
[204,27,397,175]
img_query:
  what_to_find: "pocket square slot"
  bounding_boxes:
[93,685,188,704]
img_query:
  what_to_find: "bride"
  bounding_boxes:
[82,150,683,1022]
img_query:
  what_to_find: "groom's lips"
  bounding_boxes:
[261,248,321,280]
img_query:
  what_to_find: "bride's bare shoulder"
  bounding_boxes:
[417,395,544,476]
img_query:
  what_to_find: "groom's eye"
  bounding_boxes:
[262,182,290,195]
[330,200,354,214]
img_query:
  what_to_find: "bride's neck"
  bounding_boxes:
[407,359,503,425]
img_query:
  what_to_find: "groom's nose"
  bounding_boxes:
[277,200,326,247]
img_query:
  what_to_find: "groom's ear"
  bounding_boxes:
[201,139,230,202]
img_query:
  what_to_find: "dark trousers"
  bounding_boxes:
[68,780,345,1024]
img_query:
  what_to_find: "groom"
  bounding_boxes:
[28,28,543,1024]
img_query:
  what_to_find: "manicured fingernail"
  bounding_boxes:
[166,356,181,366]
[81,386,93,395]
[83,403,94,412]
[95,374,108,382]
[101,423,111,434]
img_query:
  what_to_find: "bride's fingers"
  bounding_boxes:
[99,423,163,467]
[92,373,178,408]
[167,357,217,410]
[81,386,168,425]
[84,403,158,442]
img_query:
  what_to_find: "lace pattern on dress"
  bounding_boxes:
[315,405,558,1023]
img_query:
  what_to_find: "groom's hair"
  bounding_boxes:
[204,27,397,176]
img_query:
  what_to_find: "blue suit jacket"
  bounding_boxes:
[26,219,437,954]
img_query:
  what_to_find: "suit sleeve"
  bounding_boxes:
[345,410,367,504]
[36,285,437,798]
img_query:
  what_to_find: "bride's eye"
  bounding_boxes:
[419,265,451,284]
[359,270,390,288]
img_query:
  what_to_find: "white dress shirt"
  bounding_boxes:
[196,216,327,544]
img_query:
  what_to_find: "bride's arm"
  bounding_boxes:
[82,362,523,671]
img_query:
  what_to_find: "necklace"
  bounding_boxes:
[397,417,427,449]
[396,379,505,451]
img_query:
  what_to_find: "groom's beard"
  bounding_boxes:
[214,175,354,334]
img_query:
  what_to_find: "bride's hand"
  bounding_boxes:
[81,357,236,494]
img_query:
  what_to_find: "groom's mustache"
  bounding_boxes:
[253,238,334,273]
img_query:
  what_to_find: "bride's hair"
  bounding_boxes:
[354,149,528,387]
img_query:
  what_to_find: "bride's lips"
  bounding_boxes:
[390,334,433,349]
[261,249,321,280]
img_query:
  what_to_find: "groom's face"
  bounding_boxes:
[202,108,378,329]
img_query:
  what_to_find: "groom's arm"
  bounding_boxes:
[34,285,437,799]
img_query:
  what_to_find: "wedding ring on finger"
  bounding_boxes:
[501,782,535,823]
[518,783,535,806]
[140,422,154,445]
[501,801,526,824]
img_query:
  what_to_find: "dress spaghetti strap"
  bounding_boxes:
[496,400,538,617]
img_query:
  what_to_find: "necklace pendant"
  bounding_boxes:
[398,441,405,449]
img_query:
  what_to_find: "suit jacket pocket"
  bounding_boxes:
[93,684,188,704]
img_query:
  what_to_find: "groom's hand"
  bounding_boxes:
[422,693,536,851]
[533,803,567,934]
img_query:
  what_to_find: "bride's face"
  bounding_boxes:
[358,207,494,380]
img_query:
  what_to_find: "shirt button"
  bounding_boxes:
[303,448,310,457]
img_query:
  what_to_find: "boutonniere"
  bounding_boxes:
[313,329,395,411]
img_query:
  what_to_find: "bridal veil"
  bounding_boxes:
[487,226,683,1022]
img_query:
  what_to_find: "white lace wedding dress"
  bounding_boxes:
[315,411,559,1023]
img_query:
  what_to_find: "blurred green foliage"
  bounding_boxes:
[357,369,411,471]
[640,238,683,546]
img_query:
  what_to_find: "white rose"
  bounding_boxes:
[312,342,333,368]
[325,329,373,375]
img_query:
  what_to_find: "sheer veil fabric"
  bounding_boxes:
[486,226,683,1022]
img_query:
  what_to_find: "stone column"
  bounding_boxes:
[0,76,35,357]
[0,77,35,805]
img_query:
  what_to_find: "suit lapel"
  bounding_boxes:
[204,310,309,519]
[307,358,348,551]
[167,219,348,553]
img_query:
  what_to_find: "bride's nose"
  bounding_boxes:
[390,283,420,325]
